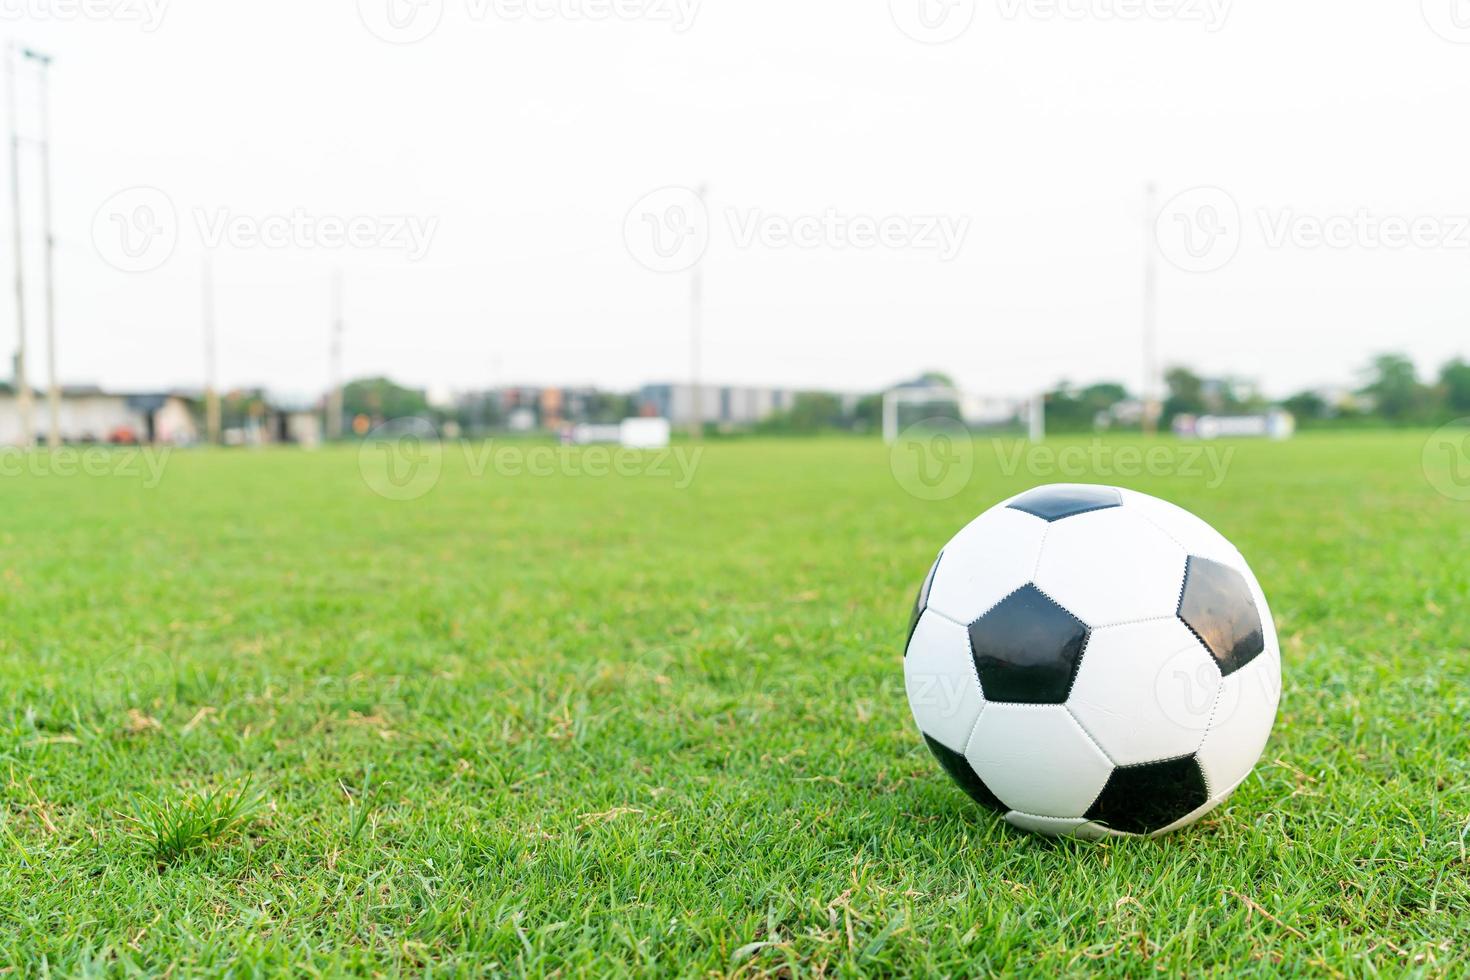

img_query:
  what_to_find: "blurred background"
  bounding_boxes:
[3,1,1470,447]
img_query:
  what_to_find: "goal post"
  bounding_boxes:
[882,387,1044,443]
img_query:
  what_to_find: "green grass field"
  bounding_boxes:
[1,432,1467,975]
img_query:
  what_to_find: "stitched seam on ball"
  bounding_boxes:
[1196,684,1225,799]
[1065,703,1118,768]
[1132,505,1190,554]
[1030,522,1051,581]
[1086,613,1178,631]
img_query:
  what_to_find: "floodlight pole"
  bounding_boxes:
[327,269,344,440]
[26,47,57,449]
[203,252,220,443]
[5,42,32,447]
[1142,181,1160,436]
[688,183,706,440]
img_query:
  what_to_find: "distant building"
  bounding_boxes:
[0,387,198,445]
[639,383,797,428]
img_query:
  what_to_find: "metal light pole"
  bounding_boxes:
[688,183,706,440]
[327,269,344,440]
[5,42,32,447]
[25,47,57,449]
[203,252,220,444]
[1142,181,1160,437]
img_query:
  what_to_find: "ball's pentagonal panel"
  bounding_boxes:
[906,551,943,648]
[1067,618,1220,767]
[1148,773,1250,837]
[925,507,1048,626]
[965,704,1114,817]
[923,734,1006,812]
[1003,812,1118,839]
[1119,489,1243,568]
[1085,754,1209,835]
[1033,507,1187,628]
[1195,650,1281,796]
[968,585,1088,704]
[1007,484,1122,522]
[904,610,985,754]
[1178,556,1265,676]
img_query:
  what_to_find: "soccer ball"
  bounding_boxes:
[904,484,1281,837]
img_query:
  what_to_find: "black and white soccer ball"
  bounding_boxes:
[904,484,1281,837]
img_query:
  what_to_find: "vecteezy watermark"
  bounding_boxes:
[624,186,971,273]
[92,187,439,272]
[1422,0,1470,43]
[1422,419,1470,501]
[995,0,1232,31]
[1155,186,1241,274]
[0,0,169,31]
[888,421,1236,501]
[993,439,1235,489]
[889,419,976,502]
[92,186,179,274]
[624,187,710,274]
[889,0,977,44]
[1257,209,1470,252]
[357,0,699,44]
[1156,187,1470,274]
[358,417,704,501]
[726,209,970,262]
[0,444,171,488]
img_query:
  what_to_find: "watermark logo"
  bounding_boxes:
[624,186,709,274]
[1153,643,1222,731]
[359,417,444,501]
[727,209,970,261]
[996,0,1231,31]
[1258,209,1470,252]
[0,0,170,31]
[0,445,171,487]
[1422,0,1470,43]
[357,0,445,44]
[1155,186,1240,274]
[889,419,975,501]
[92,187,440,271]
[1423,419,1470,501]
[358,0,699,42]
[994,439,1234,488]
[358,418,705,500]
[92,186,178,274]
[625,187,972,271]
[890,0,976,44]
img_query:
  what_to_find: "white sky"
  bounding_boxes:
[5,0,1470,400]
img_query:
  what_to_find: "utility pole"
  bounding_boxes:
[5,42,32,447]
[26,48,57,449]
[1142,181,1160,437]
[327,269,344,440]
[688,183,706,440]
[203,252,220,443]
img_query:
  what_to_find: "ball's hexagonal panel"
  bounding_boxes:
[1177,556,1265,676]
[1119,489,1244,568]
[1033,507,1187,627]
[968,585,1089,704]
[924,734,1005,813]
[965,704,1114,817]
[906,551,943,649]
[905,610,985,754]
[1003,812,1118,839]
[1007,484,1122,522]
[925,506,1048,626]
[1067,618,1221,767]
[1085,754,1209,835]
[1195,650,1281,796]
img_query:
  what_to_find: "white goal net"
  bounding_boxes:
[882,387,1044,443]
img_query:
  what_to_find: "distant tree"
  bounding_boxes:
[1046,381,1130,432]
[852,392,884,433]
[1281,390,1328,421]
[1439,358,1470,414]
[342,377,431,423]
[1358,353,1429,422]
[1162,367,1207,423]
